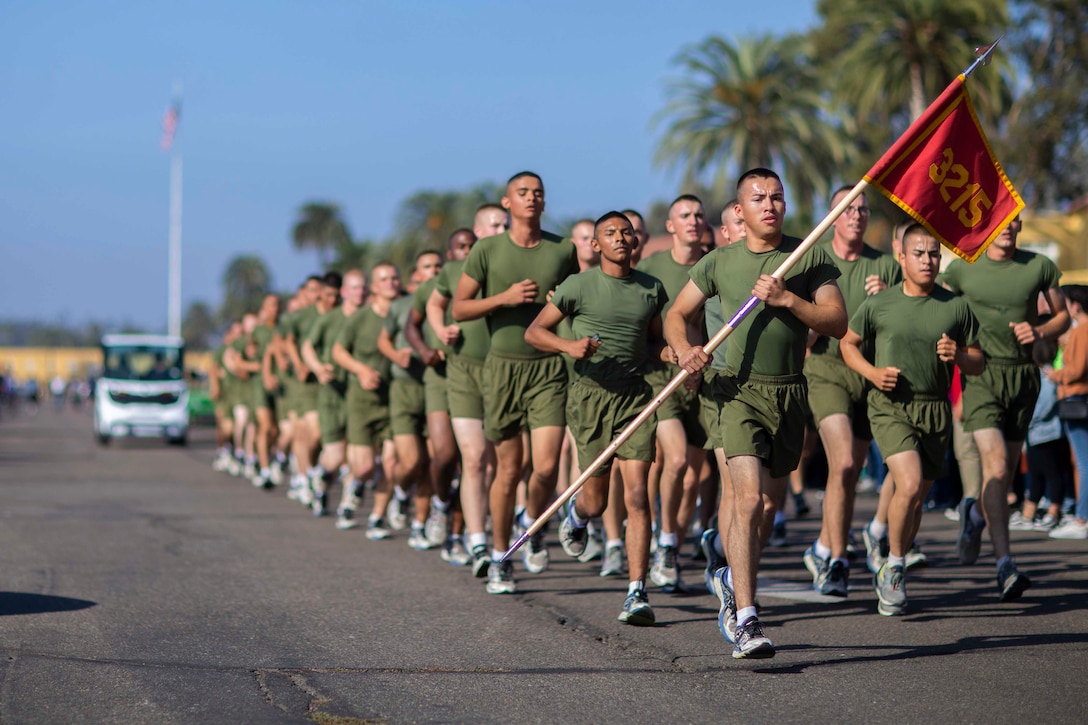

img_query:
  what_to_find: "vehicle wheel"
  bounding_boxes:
[168,435,188,447]
[97,433,110,446]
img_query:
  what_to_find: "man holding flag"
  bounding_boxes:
[667,168,846,658]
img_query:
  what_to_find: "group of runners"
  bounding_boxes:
[206,168,1066,660]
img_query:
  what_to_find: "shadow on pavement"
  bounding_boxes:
[0,592,97,616]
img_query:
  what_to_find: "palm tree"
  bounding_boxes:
[219,255,271,324]
[655,34,857,223]
[292,202,353,269]
[811,0,1010,129]
[181,301,216,350]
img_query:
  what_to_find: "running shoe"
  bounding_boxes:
[558,513,588,558]
[1008,511,1034,531]
[1033,513,1059,531]
[336,507,359,531]
[732,618,775,659]
[617,589,655,626]
[874,563,907,616]
[365,515,391,540]
[269,463,284,486]
[212,451,232,473]
[1049,518,1088,539]
[905,542,928,569]
[522,531,549,573]
[577,527,603,563]
[768,521,788,548]
[817,559,849,597]
[424,507,449,547]
[944,506,961,522]
[650,545,679,588]
[441,536,471,566]
[700,529,727,595]
[311,490,327,518]
[599,544,626,578]
[793,491,810,518]
[471,545,491,578]
[387,496,409,531]
[408,526,434,551]
[997,558,1032,601]
[956,497,985,565]
[228,457,243,477]
[710,567,737,644]
[486,559,516,594]
[803,544,829,588]
[862,527,889,574]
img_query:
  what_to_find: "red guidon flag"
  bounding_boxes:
[161,101,180,151]
[864,74,1024,262]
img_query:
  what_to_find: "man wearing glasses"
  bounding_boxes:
[802,187,902,597]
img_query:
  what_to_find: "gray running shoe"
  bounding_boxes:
[311,490,327,518]
[710,567,737,644]
[874,563,907,616]
[650,545,679,588]
[768,521,788,548]
[424,507,449,547]
[441,537,471,566]
[701,529,727,594]
[365,516,391,540]
[732,618,775,659]
[617,589,655,626]
[817,559,849,597]
[862,527,889,574]
[577,530,603,563]
[803,544,829,588]
[905,541,928,570]
[956,497,985,565]
[522,531,550,573]
[387,496,409,531]
[997,559,1031,602]
[408,526,434,551]
[336,507,359,531]
[599,544,626,577]
[471,545,490,578]
[558,513,588,558]
[486,559,516,595]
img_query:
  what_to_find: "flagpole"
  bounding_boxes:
[501,37,1005,563]
[167,83,183,339]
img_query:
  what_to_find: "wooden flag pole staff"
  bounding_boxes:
[502,36,1003,563]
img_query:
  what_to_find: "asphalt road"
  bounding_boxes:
[1,408,1086,724]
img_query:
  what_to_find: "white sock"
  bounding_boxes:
[737,606,757,627]
[996,555,1012,571]
[491,548,505,562]
[813,540,832,561]
[394,486,409,502]
[520,510,535,529]
[868,519,888,539]
[569,505,588,528]
[887,554,906,568]
[606,538,624,549]
[628,579,644,595]
[713,533,725,558]
[832,557,849,569]
[469,533,488,550]
[431,495,450,512]
[658,531,678,548]
[726,566,734,590]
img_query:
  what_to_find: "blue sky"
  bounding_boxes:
[0,0,818,331]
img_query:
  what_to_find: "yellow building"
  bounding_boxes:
[0,347,214,384]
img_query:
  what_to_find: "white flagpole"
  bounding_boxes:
[167,86,183,339]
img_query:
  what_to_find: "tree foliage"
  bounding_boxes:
[219,255,271,325]
[292,202,354,269]
[182,301,217,350]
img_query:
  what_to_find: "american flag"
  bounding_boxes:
[161,101,180,151]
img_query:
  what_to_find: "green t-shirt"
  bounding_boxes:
[411,277,446,355]
[689,236,841,377]
[638,248,702,318]
[335,306,391,383]
[384,294,425,382]
[941,249,1061,363]
[462,230,579,358]
[551,267,667,385]
[435,259,490,362]
[284,305,321,382]
[811,242,902,358]
[306,306,350,385]
[850,284,979,399]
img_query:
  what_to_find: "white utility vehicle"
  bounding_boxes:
[94,334,189,446]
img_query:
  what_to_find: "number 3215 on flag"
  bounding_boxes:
[928,148,993,228]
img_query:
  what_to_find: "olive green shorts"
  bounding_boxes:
[346,384,390,447]
[645,364,708,448]
[961,360,1039,441]
[423,363,448,415]
[483,352,567,442]
[868,391,951,481]
[700,370,724,451]
[279,377,298,416]
[447,355,486,420]
[250,379,277,417]
[707,372,809,479]
[317,382,347,445]
[804,353,872,439]
[567,377,656,476]
[295,380,321,415]
[391,377,427,437]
